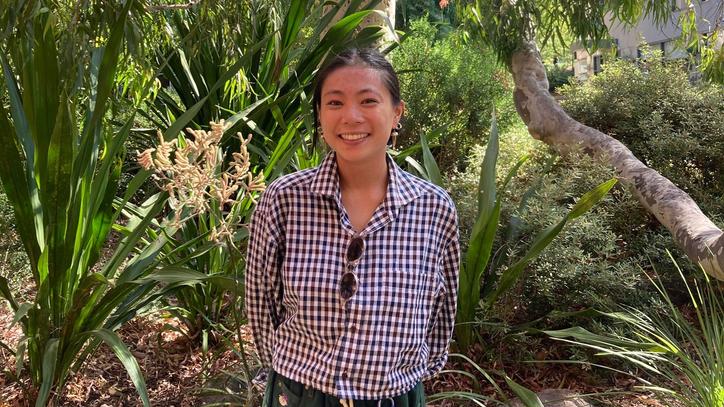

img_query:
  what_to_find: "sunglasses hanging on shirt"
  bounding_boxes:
[340,235,364,305]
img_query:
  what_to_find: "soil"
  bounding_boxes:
[0,303,683,407]
[0,306,252,407]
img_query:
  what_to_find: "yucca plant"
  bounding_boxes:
[546,254,724,407]
[390,126,445,186]
[0,1,179,405]
[142,0,390,170]
[454,114,618,351]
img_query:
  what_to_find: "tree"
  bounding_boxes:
[463,0,724,280]
[325,0,398,42]
[391,0,724,279]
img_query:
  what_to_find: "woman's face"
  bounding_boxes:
[318,66,404,167]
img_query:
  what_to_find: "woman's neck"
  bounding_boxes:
[336,154,389,193]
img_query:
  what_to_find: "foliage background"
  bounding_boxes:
[0,0,723,403]
[448,52,723,335]
[390,18,515,172]
[560,52,724,217]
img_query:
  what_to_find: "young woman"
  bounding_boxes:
[246,48,460,407]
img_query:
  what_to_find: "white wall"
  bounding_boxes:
[571,0,723,79]
[607,0,722,58]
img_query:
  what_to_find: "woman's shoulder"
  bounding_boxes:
[262,167,318,197]
[398,169,457,212]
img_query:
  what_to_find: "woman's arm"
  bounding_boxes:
[245,187,284,385]
[423,212,461,380]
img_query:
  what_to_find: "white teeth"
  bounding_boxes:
[339,133,368,141]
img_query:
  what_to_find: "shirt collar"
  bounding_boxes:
[309,151,421,210]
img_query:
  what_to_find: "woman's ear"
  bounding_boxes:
[394,100,405,124]
[315,114,323,138]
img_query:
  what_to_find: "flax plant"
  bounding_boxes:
[138,120,265,242]
[0,1,178,405]
[137,120,265,345]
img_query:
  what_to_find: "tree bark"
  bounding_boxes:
[324,0,397,43]
[510,40,724,280]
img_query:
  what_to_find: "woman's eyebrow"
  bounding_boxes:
[322,88,383,98]
[357,88,383,98]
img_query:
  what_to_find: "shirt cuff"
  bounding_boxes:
[423,355,448,381]
[252,366,270,393]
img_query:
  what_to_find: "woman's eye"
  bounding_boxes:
[326,100,342,106]
[362,98,378,104]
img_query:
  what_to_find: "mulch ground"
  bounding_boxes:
[0,305,252,407]
[1,301,682,407]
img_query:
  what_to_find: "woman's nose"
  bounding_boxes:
[342,105,364,124]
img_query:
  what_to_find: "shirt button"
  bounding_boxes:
[341,371,349,380]
[349,324,357,334]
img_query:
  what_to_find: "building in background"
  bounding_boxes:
[571,0,723,80]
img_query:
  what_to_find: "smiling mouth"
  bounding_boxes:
[338,133,369,141]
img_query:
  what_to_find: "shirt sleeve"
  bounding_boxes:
[423,210,460,380]
[245,186,285,387]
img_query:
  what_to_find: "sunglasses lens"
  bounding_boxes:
[340,272,358,300]
[346,237,364,262]
[341,237,364,303]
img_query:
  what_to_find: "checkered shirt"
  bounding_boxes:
[245,152,460,400]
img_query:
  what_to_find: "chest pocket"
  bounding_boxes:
[377,267,436,338]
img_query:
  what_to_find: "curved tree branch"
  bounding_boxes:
[510,40,724,280]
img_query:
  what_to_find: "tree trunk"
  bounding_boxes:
[324,0,397,43]
[510,40,724,280]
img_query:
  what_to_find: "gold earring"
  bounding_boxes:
[390,122,402,148]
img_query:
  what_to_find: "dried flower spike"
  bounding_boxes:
[136,121,265,243]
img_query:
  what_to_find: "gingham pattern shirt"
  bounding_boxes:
[246,152,460,400]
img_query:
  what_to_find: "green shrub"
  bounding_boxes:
[395,0,457,36]
[559,54,724,217]
[504,154,648,320]
[0,3,165,404]
[447,118,698,327]
[390,18,514,172]
[545,63,574,93]
[450,113,617,351]
[501,149,700,322]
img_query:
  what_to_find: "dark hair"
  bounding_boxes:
[312,48,402,149]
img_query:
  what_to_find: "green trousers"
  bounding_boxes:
[262,371,426,407]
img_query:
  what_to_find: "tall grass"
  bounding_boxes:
[547,253,723,407]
